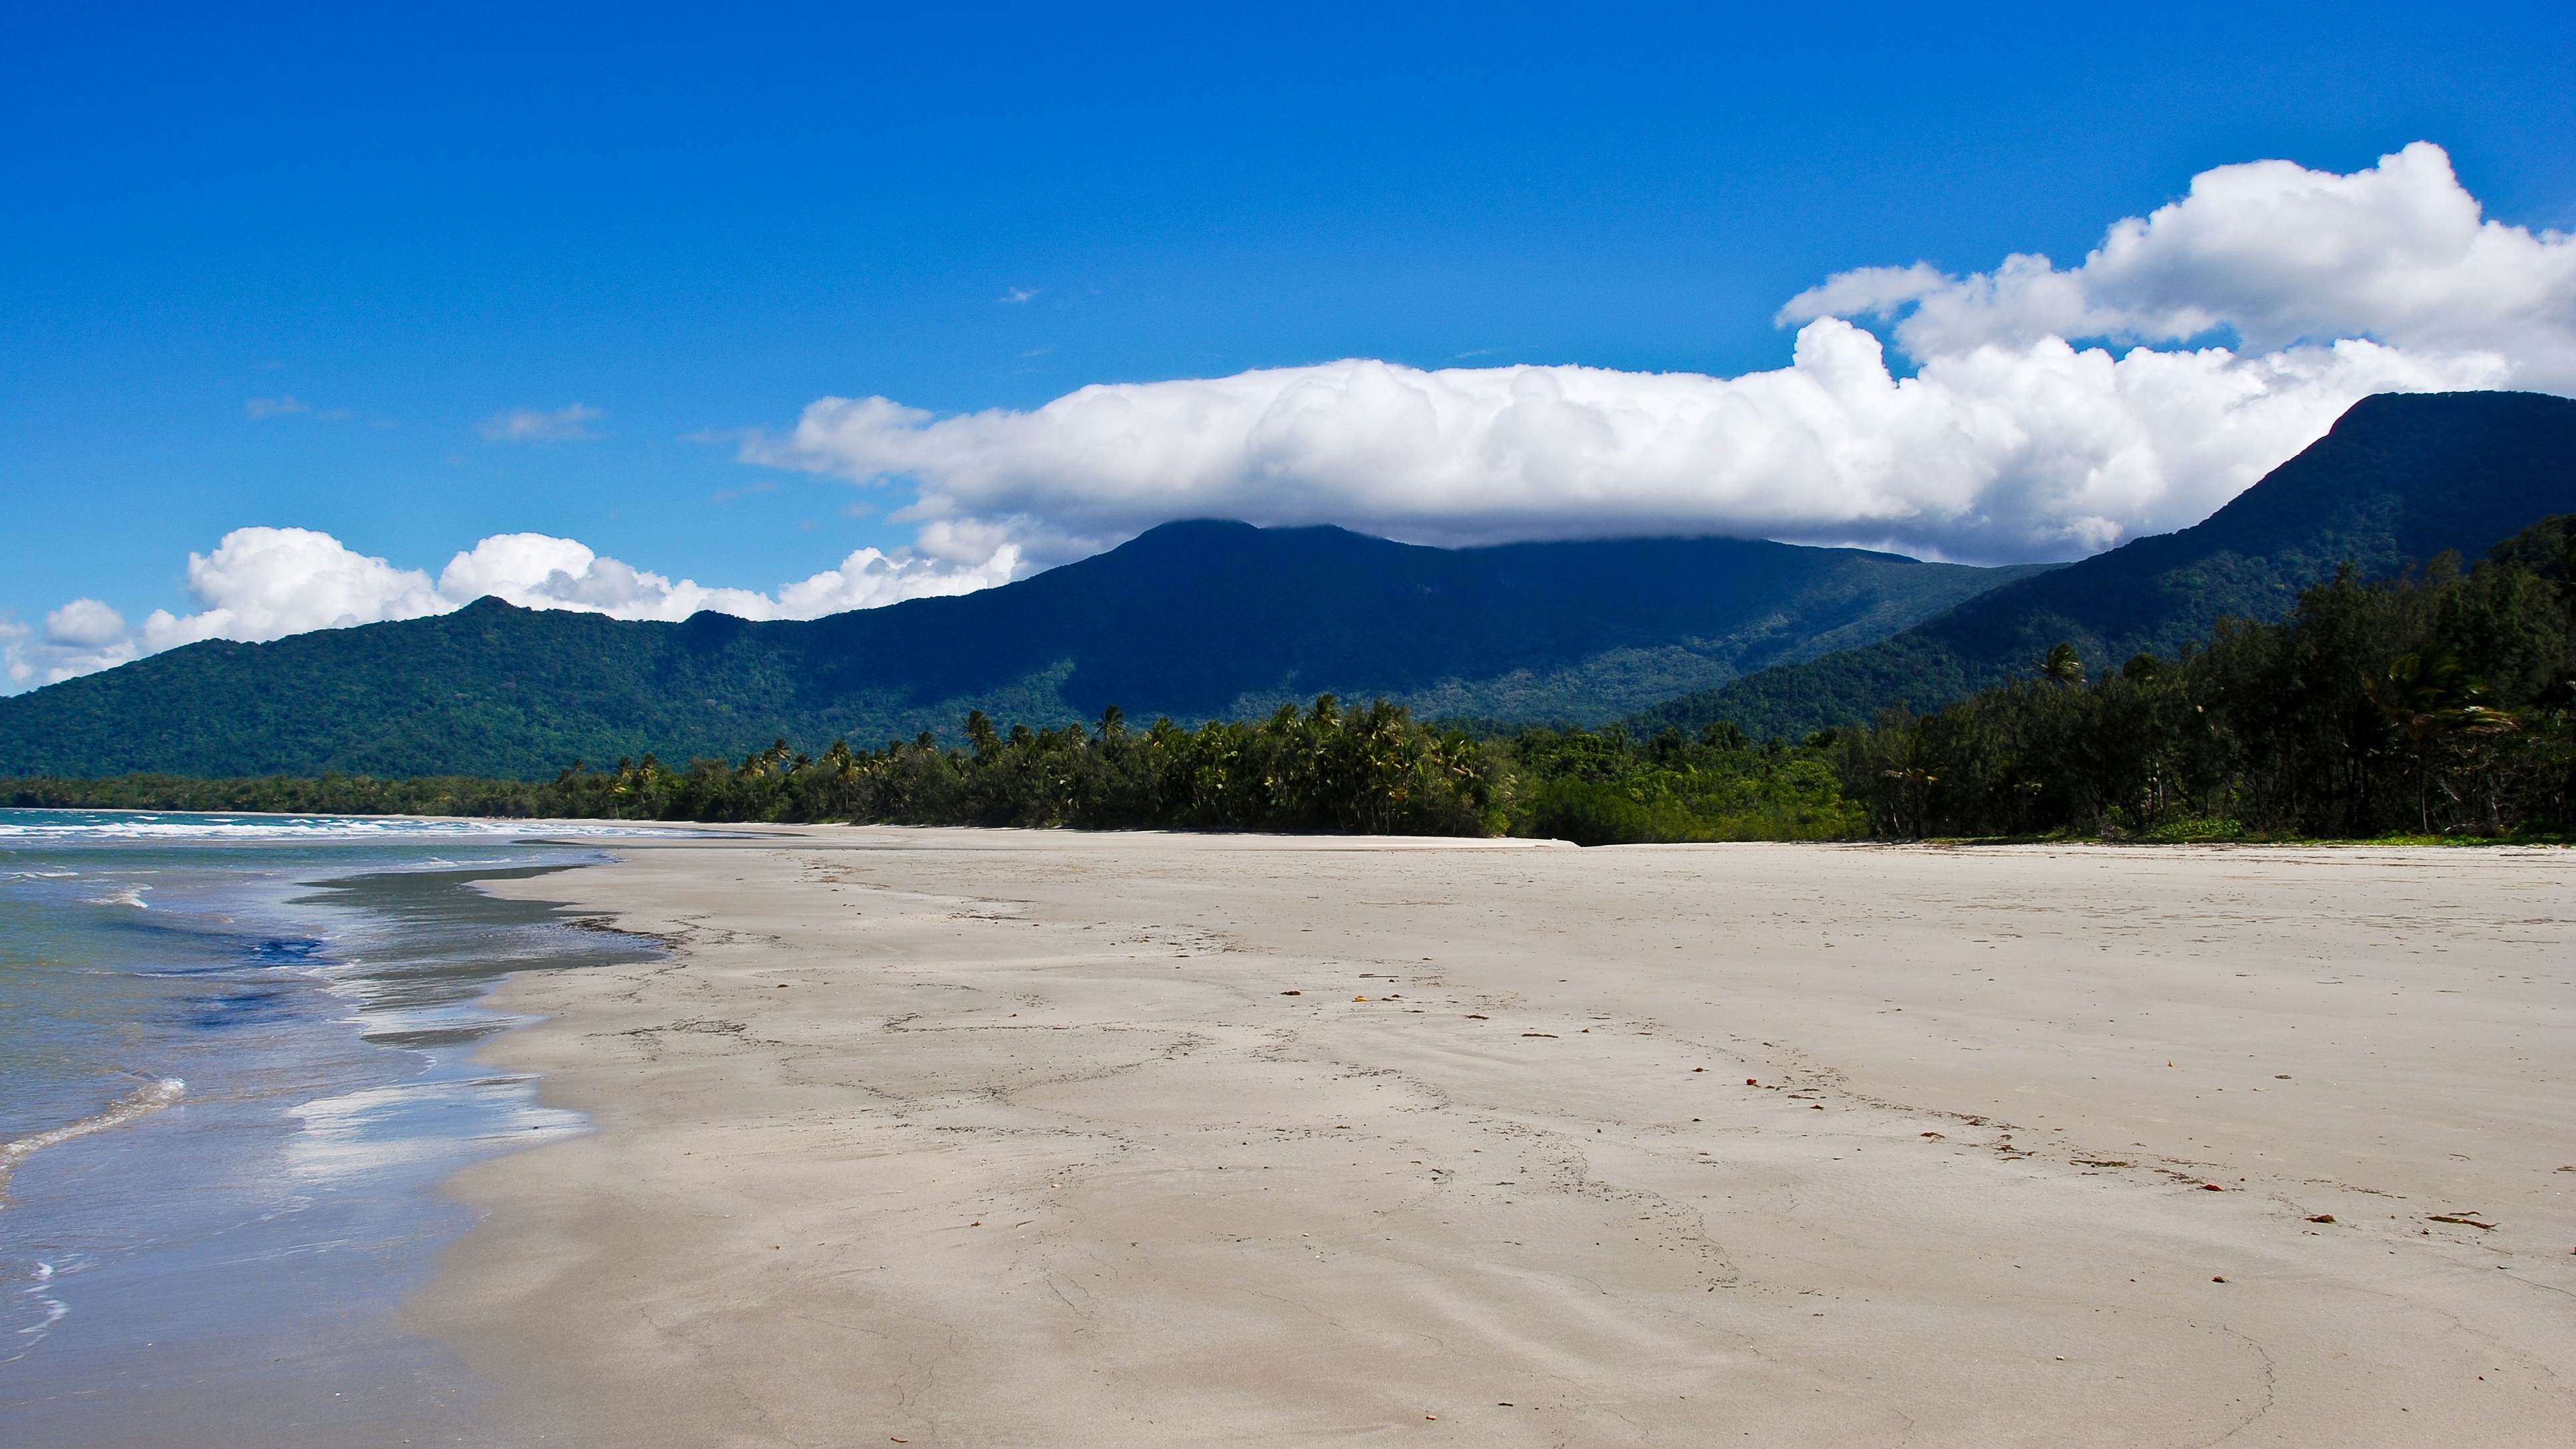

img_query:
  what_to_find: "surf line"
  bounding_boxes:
[3,1260,69,1366]
[0,1076,188,1204]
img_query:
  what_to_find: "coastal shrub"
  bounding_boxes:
[2138,816,2248,844]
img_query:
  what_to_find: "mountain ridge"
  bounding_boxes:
[1631,391,2576,738]
[0,523,2039,778]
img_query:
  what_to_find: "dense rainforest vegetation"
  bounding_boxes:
[0,698,1853,844]
[9,514,2573,846]
[1636,390,2576,739]
[1826,515,2576,842]
[10,393,2569,787]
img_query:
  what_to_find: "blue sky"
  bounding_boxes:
[5,3,2575,685]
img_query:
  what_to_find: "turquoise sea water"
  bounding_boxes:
[0,811,681,1445]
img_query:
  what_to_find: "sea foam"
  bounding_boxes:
[0,1077,188,1202]
[0,812,701,842]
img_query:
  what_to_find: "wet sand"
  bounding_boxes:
[419,830,2576,1446]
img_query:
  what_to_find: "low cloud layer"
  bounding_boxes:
[763,326,2492,567]
[758,142,2567,567]
[2,527,1017,690]
[12,142,2573,692]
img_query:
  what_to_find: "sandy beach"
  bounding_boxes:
[416,831,2576,1446]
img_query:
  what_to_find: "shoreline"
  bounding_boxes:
[0,821,671,1446]
[422,828,2576,1445]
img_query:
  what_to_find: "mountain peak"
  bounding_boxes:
[3,524,2028,777]
[1125,518,1265,542]
[1633,389,2576,738]
[2330,389,2571,432]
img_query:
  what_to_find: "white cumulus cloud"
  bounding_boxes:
[760,325,2497,564]
[13,141,2573,695]
[432,532,1020,620]
[46,598,132,649]
[1780,142,2576,377]
[753,142,2570,567]
[4,526,1018,691]
[1,599,144,687]
[134,527,447,653]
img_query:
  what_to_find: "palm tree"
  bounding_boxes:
[2039,642,2088,688]
[818,740,858,818]
[2366,645,2519,832]
[965,709,1001,760]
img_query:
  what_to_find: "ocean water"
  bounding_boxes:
[0,810,686,1446]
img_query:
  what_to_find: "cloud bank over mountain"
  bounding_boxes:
[764,326,2486,566]
[9,142,2570,691]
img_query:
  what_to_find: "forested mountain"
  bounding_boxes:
[0,524,2038,779]
[17,391,2565,782]
[1631,391,2576,738]
[21,510,2571,843]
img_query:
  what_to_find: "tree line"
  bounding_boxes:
[0,697,1852,844]
[1828,514,2576,840]
[9,514,2571,845]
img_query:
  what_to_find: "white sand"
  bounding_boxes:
[417,830,2576,1446]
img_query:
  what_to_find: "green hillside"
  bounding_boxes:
[1631,391,2576,738]
[0,524,2037,778]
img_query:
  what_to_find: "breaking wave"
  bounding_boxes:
[0,810,703,841]
[0,1077,188,1203]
